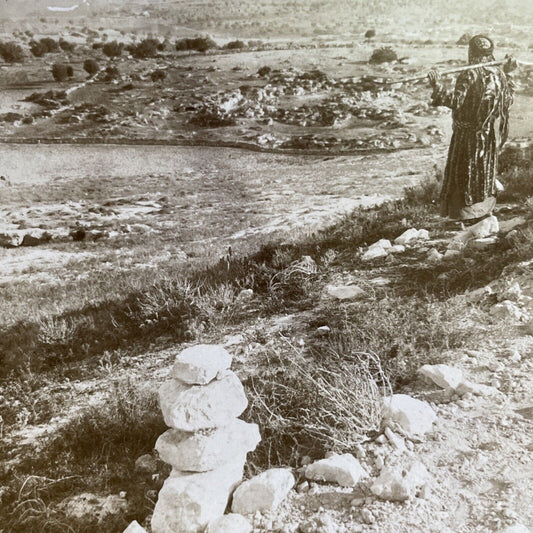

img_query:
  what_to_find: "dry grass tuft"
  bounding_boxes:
[243,338,390,470]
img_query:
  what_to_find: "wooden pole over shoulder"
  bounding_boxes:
[381,59,506,86]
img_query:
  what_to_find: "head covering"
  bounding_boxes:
[468,35,494,58]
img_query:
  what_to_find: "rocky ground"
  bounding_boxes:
[1,5,533,531]
[3,201,532,533]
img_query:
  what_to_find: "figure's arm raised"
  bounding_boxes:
[430,70,472,110]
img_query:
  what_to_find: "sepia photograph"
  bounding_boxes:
[0,0,532,531]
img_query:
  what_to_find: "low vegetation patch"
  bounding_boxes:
[1,379,165,533]
[369,46,398,64]
[244,345,389,469]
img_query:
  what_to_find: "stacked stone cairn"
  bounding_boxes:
[151,345,261,533]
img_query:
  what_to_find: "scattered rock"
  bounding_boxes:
[304,453,367,487]
[231,468,295,514]
[370,459,429,501]
[361,508,376,524]
[369,238,392,251]
[123,521,148,533]
[465,285,493,303]
[455,215,499,242]
[384,427,407,452]
[369,276,391,286]
[299,513,336,533]
[500,282,523,303]
[447,240,465,251]
[155,420,260,472]
[170,345,233,385]
[499,216,526,234]
[326,285,365,300]
[135,454,160,475]
[501,525,531,533]
[455,380,502,397]
[21,229,52,246]
[236,289,254,302]
[470,237,498,250]
[206,513,252,533]
[0,231,24,247]
[383,394,436,437]
[389,244,406,254]
[418,364,464,389]
[490,301,527,321]
[159,370,248,431]
[62,493,128,523]
[296,481,310,493]
[362,245,388,261]
[443,249,461,260]
[426,248,443,262]
[151,460,244,533]
[394,228,428,245]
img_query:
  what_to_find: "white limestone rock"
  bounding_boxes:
[370,239,392,250]
[151,460,244,533]
[326,285,365,300]
[370,459,429,501]
[171,345,233,385]
[419,364,464,390]
[389,244,406,254]
[384,427,407,452]
[123,521,148,533]
[159,370,248,431]
[362,245,388,261]
[455,380,502,398]
[447,240,465,251]
[63,493,128,522]
[469,215,499,238]
[499,216,526,233]
[501,525,531,533]
[155,419,260,472]
[417,229,430,240]
[465,285,493,303]
[394,228,420,245]
[383,394,436,437]
[490,300,527,321]
[455,215,499,243]
[304,453,367,487]
[470,237,498,250]
[444,249,461,260]
[500,282,523,303]
[231,468,295,514]
[369,277,391,286]
[236,289,254,302]
[0,230,24,248]
[206,514,252,533]
[426,248,443,263]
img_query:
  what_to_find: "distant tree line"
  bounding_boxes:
[0,41,25,63]
[30,37,76,57]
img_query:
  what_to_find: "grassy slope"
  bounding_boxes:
[2,155,533,531]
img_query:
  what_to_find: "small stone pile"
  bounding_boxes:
[151,344,261,533]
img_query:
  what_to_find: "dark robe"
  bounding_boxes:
[431,66,514,220]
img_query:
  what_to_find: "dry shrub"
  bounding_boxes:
[403,168,442,207]
[243,342,389,469]
[369,46,398,64]
[46,378,165,465]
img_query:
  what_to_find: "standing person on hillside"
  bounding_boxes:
[428,35,516,226]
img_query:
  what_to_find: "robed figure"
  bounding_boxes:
[428,35,515,222]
